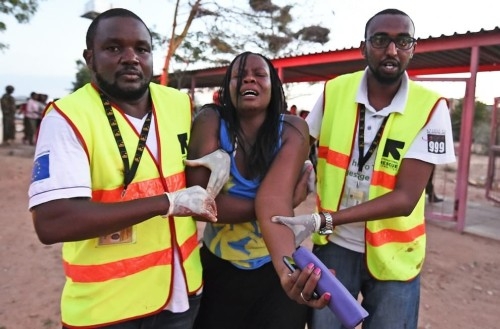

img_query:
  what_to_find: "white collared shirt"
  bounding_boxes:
[29,110,190,312]
[306,68,456,252]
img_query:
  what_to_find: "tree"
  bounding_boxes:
[450,98,490,148]
[0,0,41,51]
[70,1,333,90]
[71,59,91,92]
[160,0,332,87]
[159,0,205,85]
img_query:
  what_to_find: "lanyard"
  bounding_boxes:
[357,104,389,173]
[99,92,152,196]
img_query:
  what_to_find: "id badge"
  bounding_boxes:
[344,188,367,206]
[97,227,135,246]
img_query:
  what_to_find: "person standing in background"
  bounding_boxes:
[273,8,455,329]
[37,93,49,128]
[25,92,40,145]
[18,97,30,144]
[287,104,298,115]
[425,168,443,202]
[299,109,318,171]
[1,85,16,146]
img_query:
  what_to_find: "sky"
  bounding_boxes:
[1,0,499,108]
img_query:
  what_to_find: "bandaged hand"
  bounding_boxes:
[272,213,319,247]
[164,186,217,222]
[184,149,230,198]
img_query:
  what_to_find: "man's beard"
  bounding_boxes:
[368,64,406,85]
[94,71,151,101]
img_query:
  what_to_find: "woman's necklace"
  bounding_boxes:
[232,134,238,155]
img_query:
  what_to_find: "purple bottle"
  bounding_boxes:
[293,246,369,329]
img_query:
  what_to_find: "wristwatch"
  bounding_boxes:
[318,212,334,235]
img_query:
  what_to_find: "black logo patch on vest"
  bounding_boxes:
[380,139,405,171]
[177,133,188,155]
[382,139,405,160]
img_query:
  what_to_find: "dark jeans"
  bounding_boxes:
[62,294,201,329]
[309,242,420,329]
[193,244,308,329]
[425,169,435,195]
[23,116,33,144]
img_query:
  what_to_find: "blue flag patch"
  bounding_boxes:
[31,153,50,183]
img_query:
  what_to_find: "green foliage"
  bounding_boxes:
[71,1,333,88]
[150,30,164,52]
[0,0,41,50]
[295,25,330,44]
[167,1,332,73]
[72,60,91,92]
[450,98,490,145]
[249,0,279,13]
[236,1,331,56]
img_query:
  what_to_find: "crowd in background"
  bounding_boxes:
[0,86,50,146]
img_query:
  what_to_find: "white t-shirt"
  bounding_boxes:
[28,109,190,312]
[25,98,41,119]
[306,69,456,253]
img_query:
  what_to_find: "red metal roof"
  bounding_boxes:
[167,27,500,89]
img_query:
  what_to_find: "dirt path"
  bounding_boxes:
[0,142,499,329]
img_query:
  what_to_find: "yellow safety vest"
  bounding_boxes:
[49,83,201,327]
[314,71,443,280]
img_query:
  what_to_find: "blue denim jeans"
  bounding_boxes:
[309,242,420,329]
[62,294,201,329]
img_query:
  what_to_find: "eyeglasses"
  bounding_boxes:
[367,35,417,50]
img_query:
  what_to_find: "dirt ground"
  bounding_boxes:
[0,138,499,329]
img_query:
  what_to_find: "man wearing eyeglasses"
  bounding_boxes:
[272,8,455,329]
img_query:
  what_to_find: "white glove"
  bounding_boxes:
[272,213,320,247]
[184,149,230,198]
[164,186,217,222]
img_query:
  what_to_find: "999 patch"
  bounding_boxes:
[427,134,446,154]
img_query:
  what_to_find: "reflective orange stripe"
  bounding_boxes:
[92,172,185,202]
[63,248,173,283]
[64,171,194,284]
[366,223,425,247]
[64,236,199,283]
[318,146,350,169]
[179,233,200,260]
[162,171,187,192]
[371,170,396,190]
